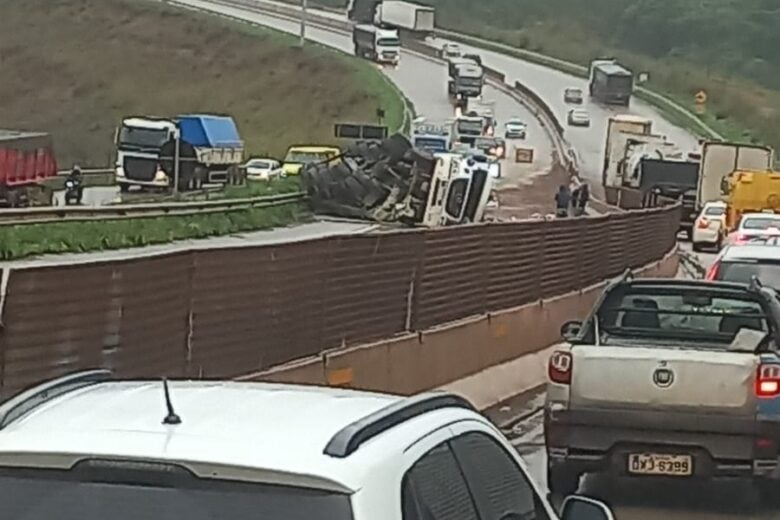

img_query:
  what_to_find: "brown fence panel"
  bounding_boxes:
[539,219,583,295]
[108,254,191,379]
[413,227,490,329]
[0,264,113,398]
[485,221,543,310]
[0,204,682,395]
[320,233,422,349]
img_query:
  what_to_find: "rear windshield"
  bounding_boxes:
[598,287,769,344]
[742,217,780,230]
[0,464,352,520]
[705,206,725,216]
[718,261,780,289]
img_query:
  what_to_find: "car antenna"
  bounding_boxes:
[161,378,182,425]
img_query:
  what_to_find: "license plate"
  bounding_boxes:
[627,453,693,476]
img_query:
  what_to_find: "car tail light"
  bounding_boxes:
[548,351,573,384]
[696,218,709,229]
[705,260,720,281]
[757,364,780,398]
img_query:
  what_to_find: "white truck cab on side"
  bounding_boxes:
[420,152,493,226]
[0,370,613,520]
[353,24,400,65]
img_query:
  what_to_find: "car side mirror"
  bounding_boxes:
[560,495,615,520]
[560,320,582,342]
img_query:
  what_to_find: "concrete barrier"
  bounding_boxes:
[238,248,679,405]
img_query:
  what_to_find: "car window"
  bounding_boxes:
[0,465,352,520]
[249,161,270,169]
[704,206,725,216]
[598,287,770,345]
[450,432,549,520]
[718,261,780,289]
[742,217,780,230]
[401,443,479,520]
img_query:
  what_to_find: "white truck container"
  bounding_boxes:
[376,1,435,34]
[697,142,775,209]
[601,115,653,187]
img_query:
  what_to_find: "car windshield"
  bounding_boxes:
[718,261,780,289]
[597,286,769,345]
[507,121,525,128]
[248,160,271,169]
[413,137,448,152]
[0,465,352,520]
[742,217,780,230]
[704,206,725,216]
[117,126,169,149]
[285,151,331,164]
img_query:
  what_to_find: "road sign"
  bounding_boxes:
[695,90,708,104]
[515,147,534,163]
[334,123,388,140]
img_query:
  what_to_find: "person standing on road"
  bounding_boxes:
[576,184,590,216]
[554,185,571,218]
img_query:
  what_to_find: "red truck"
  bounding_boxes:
[0,130,58,207]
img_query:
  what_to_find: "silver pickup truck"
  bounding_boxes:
[544,274,780,501]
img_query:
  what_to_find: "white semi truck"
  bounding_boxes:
[352,24,400,65]
[375,0,435,35]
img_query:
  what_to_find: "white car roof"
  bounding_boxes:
[0,379,480,493]
[506,119,526,125]
[722,243,780,261]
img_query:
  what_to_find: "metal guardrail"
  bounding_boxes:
[0,192,305,226]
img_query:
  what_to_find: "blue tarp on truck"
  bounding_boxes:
[176,114,244,148]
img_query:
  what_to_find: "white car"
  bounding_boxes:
[567,109,591,127]
[242,157,283,181]
[728,212,780,245]
[691,200,727,251]
[440,42,462,60]
[0,370,615,520]
[563,87,584,104]
[504,118,527,139]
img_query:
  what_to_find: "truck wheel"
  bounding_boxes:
[547,463,580,498]
[119,183,130,194]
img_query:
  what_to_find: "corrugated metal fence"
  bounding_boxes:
[0,205,680,397]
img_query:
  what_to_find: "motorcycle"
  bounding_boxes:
[64,178,83,205]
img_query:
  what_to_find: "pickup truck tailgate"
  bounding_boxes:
[570,345,758,415]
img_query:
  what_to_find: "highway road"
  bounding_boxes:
[177,0,554,186]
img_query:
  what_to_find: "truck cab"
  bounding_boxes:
[352,24,400,65]
[421,152,493,226]
[452,115,485,147]
[448,61,484,102]
[115,117,177,191]
[589,58,634,106]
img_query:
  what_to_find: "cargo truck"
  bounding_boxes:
[347,0,381,23]
[0,130,57,208]
[375,1,435,35]
[697,141,774,210]
[352,24,400,65]
[447,55,484,108]
[115,114,244,192]
[300,134,493,227]
[722,169,780,234]
[589,58,633,106]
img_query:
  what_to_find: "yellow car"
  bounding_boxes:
[281,145,341,176]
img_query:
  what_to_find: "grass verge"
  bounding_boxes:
[0,203,309,261]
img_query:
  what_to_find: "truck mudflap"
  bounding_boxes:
[300,134,435,225]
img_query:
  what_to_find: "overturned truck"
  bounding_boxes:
[300,133,493,227]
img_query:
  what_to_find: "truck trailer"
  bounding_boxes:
[375,1,435,35]
[0,130,57,208]
[347,0,381,23]
[589,59,633,106]
[697,141,774,210]
[353,24,400,65]
[115,114,244,192]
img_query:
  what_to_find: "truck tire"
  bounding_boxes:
[547,463,580,498]
[119,183,130,193]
